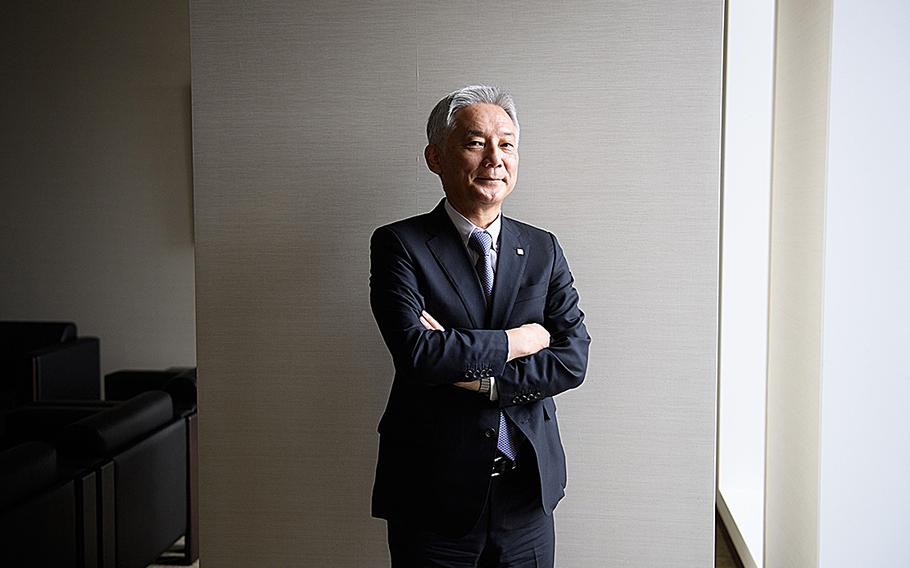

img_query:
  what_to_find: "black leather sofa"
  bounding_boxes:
[0,389,197,567]
[104,367,199,564]
[0,440,98,567]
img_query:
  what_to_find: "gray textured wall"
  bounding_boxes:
[191,1,722,565]
[0,1,196,375]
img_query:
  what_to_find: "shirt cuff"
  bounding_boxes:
[489,377,498,401]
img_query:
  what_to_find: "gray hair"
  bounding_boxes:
[425,85,520,149]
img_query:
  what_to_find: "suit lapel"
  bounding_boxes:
[425,202,487,328]
[489,218,527,330]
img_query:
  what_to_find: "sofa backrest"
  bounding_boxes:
[0,321,77,355]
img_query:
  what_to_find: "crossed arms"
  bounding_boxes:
[418,309,550,392]
[370,225,590,406]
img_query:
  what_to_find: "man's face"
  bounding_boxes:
[426,103,519,212]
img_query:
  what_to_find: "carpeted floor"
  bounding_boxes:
[145,519,742,567]
[147,537,199,568]
[715,513,744,568]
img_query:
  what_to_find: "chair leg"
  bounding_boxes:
[184,413,199,563]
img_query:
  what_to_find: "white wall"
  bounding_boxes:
[717,1,775,565]
[0,1,196,375]
[722,1,910,566]
[191,1,723,565]
[819,1,910,566]
[764,0,832,566]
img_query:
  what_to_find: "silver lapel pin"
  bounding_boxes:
[516,248,524,256]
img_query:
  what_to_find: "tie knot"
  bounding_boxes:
[469,230,493,255]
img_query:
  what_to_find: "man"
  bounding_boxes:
[370,85,590,567]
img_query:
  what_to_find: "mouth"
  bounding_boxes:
[475,177,504,183]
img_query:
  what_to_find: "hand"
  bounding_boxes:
[505,323,550,362]
[419,310,481,392]
[419,310,445,332]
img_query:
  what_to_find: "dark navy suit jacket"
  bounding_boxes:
[370,199,590,536]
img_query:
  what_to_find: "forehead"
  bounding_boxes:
[451,103,515,136]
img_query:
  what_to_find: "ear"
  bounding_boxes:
[424,144,443,176]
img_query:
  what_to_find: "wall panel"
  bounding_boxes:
[765,0,832,566]
[191,2,722,564]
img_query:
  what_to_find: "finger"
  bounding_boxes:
[421,310,445,331]
[419,315,434,331]
[420,311,441,331]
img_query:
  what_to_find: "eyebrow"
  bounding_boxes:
[466,129,515,138]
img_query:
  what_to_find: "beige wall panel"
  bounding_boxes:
[191,2,418,565]
[0,1,195,374]
[191,1,722,565]
[765,0,832,567]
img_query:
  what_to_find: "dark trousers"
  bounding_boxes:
[387,449,555,568]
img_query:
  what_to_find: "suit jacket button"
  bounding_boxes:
[484,428,496,438]
[512,397,520,404]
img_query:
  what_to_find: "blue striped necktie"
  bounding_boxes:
[468,229,520,461]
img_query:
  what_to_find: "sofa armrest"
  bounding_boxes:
[59,391,173,456]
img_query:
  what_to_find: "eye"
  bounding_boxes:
[466,140,484,147]
[500,142,515,150]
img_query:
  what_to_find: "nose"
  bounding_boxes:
[482,145,503,169]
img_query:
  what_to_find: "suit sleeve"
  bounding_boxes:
[495,233,591,407]
[370,226,509,386]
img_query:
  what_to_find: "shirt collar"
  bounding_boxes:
[443,198,501,251]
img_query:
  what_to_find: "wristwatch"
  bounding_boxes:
[477,377,491,396]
